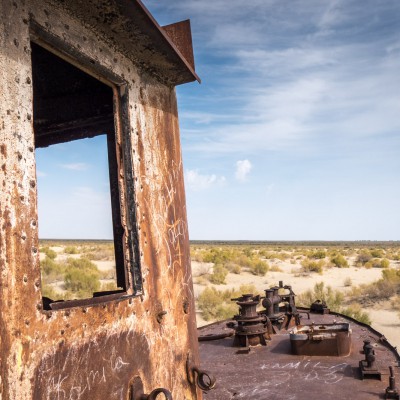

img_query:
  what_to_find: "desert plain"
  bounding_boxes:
[39,241,400,350]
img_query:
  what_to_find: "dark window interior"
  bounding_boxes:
[31,42,128,308]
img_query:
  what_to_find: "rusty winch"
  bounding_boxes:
[231,294,272,347]
[261,281,301,330]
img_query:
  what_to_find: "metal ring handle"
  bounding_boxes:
[147,388,173,400]
[193,368,216,391]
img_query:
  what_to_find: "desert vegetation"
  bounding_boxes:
[191,241,400,347]
[38,240,400,347]
[39,240,119,301]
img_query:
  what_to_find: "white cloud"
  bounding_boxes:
[36,170,47,177]
[318,0,344,30]
[235,160,252,182]
[185,169,226,191]
[60,163,89,171]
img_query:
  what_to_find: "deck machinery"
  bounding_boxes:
[198,281,400,400]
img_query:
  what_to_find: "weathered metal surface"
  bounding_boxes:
[310,300,330,314]
[360,339,382,380]
[385,367,400,399]
[162,20,196,72]
[186,357,216,392]
[290,323,352,357]
[231,294,271,347]
[261,281,301,330]
[130,376,173,400]
[198,313,400,400]
[47,0,200,86]
[0,0,200,398]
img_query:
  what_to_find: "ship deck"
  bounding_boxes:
[198,312,400,400]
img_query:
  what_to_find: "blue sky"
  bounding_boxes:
[36,0,400,240]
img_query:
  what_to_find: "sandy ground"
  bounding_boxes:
[94,260,116,272]
[192,260,400,349]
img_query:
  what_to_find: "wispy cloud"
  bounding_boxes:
[185,169,226,191]
[60,163,89,171]
[235,160,252,182]
[180,14,400,155]
[152,0,400,157]
[36,170,47,177]
[142,0,400,240]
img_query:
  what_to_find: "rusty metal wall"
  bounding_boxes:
[0,0,200,398]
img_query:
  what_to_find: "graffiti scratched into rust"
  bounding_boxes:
[0,0,201,398]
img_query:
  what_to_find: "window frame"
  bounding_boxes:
[30,27,143,310]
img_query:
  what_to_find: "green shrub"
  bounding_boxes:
[230,284,259,299]
[235,254,256,268]
[382,268,400,284]
[344,277,352,287]
[83,244,115,261]
[197,284,259,321]
[301,258,324,274]
[365,258,390,269]
[198,287,228,321]
[41,285,61,300]
[391,296,400,320]
[40,247,57,260]
[297,282,344,312]
[224,262,241,274]
[63,257,101,298]
[243,247,253,257]
[64,268,100,296]
[202,247,237,264]
[64,246,78,254]
[370,249,384,258]
[330,254,349,268]
[380,258,390,268]
[357,250,372,265]
[209,264,228,284]
[259,250,274,259]
[249,260,269,276]
[310,250,326,259]
[351,270,399,303]
[41,256,64,284]
[190,249,204,262]
[65,257,98,271]
[341,304,371,325]
[298,283,370,325]
[194,276,208,285]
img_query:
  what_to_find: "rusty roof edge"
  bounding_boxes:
[135,0,201,84]
[162,20,196,72]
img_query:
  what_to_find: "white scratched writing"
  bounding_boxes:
[232,361,349,399]
[259,361,348,385]
[44,350,130,400]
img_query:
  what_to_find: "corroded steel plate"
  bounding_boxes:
[199,313,400,400]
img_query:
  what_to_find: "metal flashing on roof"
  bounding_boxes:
[162,19,196,73]
[136,0,201,83]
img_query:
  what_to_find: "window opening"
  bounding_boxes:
[31,42,129,308]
